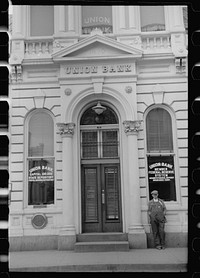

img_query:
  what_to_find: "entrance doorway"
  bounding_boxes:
[82,164,122,232]
[80,103,122,233]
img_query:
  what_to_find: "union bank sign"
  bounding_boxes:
[82,6,112,34]
[65,64,133,75]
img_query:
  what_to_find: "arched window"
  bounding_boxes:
[146,108,173,153]
[27,110,54,205]
[80,104,119,159]
[146,108,176,201]
[140,6,165,32]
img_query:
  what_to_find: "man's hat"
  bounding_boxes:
[151,190,158,195]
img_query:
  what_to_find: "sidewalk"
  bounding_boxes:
[9,247,187,272]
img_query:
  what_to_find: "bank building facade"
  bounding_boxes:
[9,5,188,250]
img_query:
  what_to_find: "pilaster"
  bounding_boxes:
[123,120,147,248]
[57,123,76,250]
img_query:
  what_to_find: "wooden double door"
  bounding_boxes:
[81,164,122,233]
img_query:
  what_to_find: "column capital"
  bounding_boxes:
[57,123,75,137]
[123,120,142,134]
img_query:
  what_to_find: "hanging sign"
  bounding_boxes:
[29,165,54,182]
[148,157,175,182]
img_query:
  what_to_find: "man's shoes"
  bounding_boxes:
[156,245,162,250]
[161,246,165,250]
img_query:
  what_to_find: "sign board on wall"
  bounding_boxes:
[148,156,175,182]
[29,165,54,182]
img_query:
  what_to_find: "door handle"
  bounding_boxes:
[102,190,105,204]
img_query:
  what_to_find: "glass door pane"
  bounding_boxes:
[83,168,98,222]
[102,130,118,158]
[104,166,119,220]
[81,131,98,158]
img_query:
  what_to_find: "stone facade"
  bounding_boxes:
[9,5,187,250]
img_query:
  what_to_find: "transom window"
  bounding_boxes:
[81,130,119,159]
[80,104,119,160]
[82,6,113,34]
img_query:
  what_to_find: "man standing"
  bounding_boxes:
[148,190,167,250]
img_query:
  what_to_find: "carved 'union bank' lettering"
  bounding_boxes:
[65,64,132,75]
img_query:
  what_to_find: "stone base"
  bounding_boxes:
[128,233,147,249]
[58,235,76,250]
[9,235,58,251]
[146,232,188,248]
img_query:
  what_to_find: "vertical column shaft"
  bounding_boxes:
[57,123,75,235]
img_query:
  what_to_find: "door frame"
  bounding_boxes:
[81,163,122,233]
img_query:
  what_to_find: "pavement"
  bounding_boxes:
[9,247,188,272]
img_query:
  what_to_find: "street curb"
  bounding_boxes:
[10,263,187,272]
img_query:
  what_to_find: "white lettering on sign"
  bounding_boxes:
[84,17,111,25]
[149,162,173,170]
[65,64,132,75]
[29,165,54,182]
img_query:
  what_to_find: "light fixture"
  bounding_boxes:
[92,101,106,115]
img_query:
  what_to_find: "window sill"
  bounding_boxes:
[23,206,62,214]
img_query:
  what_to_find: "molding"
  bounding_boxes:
[57,123,75,137]
[123,120,142,134]
[52,34,143,61]
[11,65,23,83]
[125,86,132,94]
[65,88,72,96]
[152,84,165,104]
[175,57,187,74]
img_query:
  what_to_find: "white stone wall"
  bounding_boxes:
[136,60,188,233]
[9,82,64,236]
[9,5,187,241]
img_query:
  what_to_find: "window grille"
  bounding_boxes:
[81,130,119,159]
[146,108,173,153]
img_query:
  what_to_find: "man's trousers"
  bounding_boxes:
[151,219,165,247]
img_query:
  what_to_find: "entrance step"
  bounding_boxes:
[74,241,129,252]
[77,233,128,242]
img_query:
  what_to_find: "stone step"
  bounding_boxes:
[74,241,129,252]
[76,233,128,242]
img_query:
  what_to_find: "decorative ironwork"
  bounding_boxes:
[123,120,142,134]
[57,123,75,136]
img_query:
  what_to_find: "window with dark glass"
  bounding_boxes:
[140,6,165,32]
[82,6,113,34]
[28,111,54,205]
[0,101,8,128]
[182,6,188,33]
[30,6,54,36]
[0,136,8,157]
[146,108,176,201]
[80,105,119,159]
